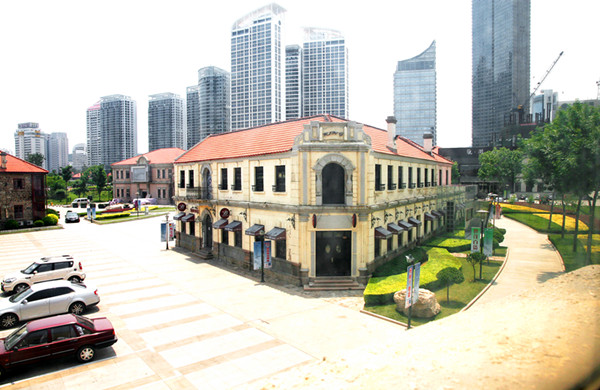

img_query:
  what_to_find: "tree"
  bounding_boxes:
[88,165,107,201]
[73,180,87,198]
[26,153,45,168]
[46,174,67,200]
[437,267,464,303]
[478,147,523,194]
[451,162,461,184]
[466,252,486,282]
[60,165,73,183]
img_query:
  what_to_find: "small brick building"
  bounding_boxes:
[0,151,48,227]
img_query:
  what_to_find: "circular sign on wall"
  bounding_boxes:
[177,202,186,212]
[220,208,230,219]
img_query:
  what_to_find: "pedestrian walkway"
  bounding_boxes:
[473,215,565,306]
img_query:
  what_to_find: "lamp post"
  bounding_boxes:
[165,214,170,250]
[135,192,139,218]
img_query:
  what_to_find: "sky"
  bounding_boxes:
[0,0,598,156]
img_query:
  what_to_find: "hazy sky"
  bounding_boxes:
[1,0,598,155]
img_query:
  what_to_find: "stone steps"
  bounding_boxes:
[304,277,364,291]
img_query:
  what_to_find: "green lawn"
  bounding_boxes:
[365,258,503,326]
[504,213,564,232]
[548,234,600,272]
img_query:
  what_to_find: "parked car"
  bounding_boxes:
[1,255,85,294]
[0,280,100,329]
[0,313,117,377]
[64,211,80,223]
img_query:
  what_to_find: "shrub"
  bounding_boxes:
[46,208,59,216]
[3,220,19,230]
[493,228,504,244]
[42,215,59,226]
[33,220,45,227]
[437,267,465,303]
[53,189,67,200]
[94,211,131,220]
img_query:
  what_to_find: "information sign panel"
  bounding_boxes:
[405,265,414,308]
[471,227,481,252]
[483,228,493,256]
[412,262,421,304]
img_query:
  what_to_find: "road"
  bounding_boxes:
[0,214,400,389]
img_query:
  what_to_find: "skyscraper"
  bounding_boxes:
[285,45,302,120]
[472,0,530,147]
[48,132,69,173]
[186,85,201,149]
[71,143,87,172]
[14,122,48,170]
[148,92,185,152]
[86,101,101,167]
[231,4,285,130]
[301,28,349,119]
[100,94,137,170]
[393,41,437,146]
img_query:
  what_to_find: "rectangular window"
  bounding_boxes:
[189,221,195,236]
[234,230,242,247]
[14,205,23,219]
[254,166,264,191]
[408,167,414,188]
[276,239,286,259]
[274,165,285,192]
[439,169,442,185]
[222,229,229,245]
[375,164,383,191]
[397,232,403,247]
[398,166,405,189]
[387,237,393,252]
[126,170,130,179]
[425,169,429,187]
[179,171,185,188]
[126,189,130,198]
[233,167,242,191]
[417,168,422,187]
[387,165,395,190]
[446,170,449,185]
[188,170,194,188]
[220,168,228,189]
[374,238,380,257]
[162,169,166,179]
[181,221,187,235]
[13,179,24,189]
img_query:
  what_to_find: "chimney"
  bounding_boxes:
[423,132,433,154]
[386,116,397,152]
[0,152,7,170]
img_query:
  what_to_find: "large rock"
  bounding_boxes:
[393,288,441,318]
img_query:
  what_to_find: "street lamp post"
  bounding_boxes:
[135,192,139,218]
[165,214,170,250]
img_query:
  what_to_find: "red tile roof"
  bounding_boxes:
[176,116,453,165]
[112,148,186,166]
[0,152,48,174]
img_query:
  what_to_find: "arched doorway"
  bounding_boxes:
[322,163,345,204]
[203,214,213,249]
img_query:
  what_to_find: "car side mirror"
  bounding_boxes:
[21,299,28,305]
[33,271,37,275]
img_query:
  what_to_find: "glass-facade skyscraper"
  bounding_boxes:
[285,45,302,120]
[186,85,201,149]
[48,132,69,173]
[100,94,137,170]
[393,41,437,146]
[86,101,101,167]
[301,28,349,119]
[231,4,285,131]
[148,92,185,152]
[472,0,530,147]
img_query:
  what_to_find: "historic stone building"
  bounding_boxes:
[173,116,467,287]
[0,151,47,228]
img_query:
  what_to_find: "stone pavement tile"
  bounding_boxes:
[109,294,197,316]
[122,303,217,330]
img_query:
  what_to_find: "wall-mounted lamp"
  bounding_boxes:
[239,211,247,222]
[286,215,296,229]
[371,216,381,228]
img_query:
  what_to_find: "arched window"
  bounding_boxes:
[322,163,345,204]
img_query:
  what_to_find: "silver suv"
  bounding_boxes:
[1,255,86,294]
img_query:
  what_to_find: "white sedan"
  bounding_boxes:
[0,280,100,329]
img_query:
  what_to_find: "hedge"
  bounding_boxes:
[42,215,59,226]
[94,212,131,220]
[364,247,462,306]
[423,236,471,252]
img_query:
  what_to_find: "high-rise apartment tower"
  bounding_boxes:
[48,132,69,173]
[100,95,137,170]
[14,122,48,170]
[285,45,302,120]
[86,102,102,167]
[148,92,185,152]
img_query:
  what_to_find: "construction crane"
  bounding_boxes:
[512,51,564,124]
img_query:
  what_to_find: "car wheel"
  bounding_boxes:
[14,283,29,293]
[0,313,18,329]
[0,365,5,380]
[77,345,95,362]
[68,276,81,283]
[69,302,86,315]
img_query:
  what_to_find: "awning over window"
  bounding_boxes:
[265,227,286,240]
[244,224,265,236]
[432,210,444,218]
[225,221,242,232]
[173,212,185,220]
[425,212,437,222]
[398,220,413,230]
[213,219,228,229]
[182,213,195,222]
[408,217,422,226]
[375,226,392,240]
[387,223,404,234]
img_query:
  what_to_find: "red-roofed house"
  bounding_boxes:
[111,148,185,205]
[173,116,467,288]
[0,151,48,228]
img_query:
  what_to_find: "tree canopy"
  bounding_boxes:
[478,147,523,193]
[26,153,45,168]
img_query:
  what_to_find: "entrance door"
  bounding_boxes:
[203,214,213,249]
[316,231,351,276]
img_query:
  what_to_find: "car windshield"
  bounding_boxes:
[22,262,38,275]
[4,324,27,350]
[9,288,31,303]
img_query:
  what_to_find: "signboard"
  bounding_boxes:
[483,228,493,256]
[161,221,177,242]
[220,208,230,219]
[264,241,272,269]
[471,227,481,252]
[412,262,421,304]
[405,265,414,308]
[253,242,262,270]
[253,241,272,270]
[87,208,91,220]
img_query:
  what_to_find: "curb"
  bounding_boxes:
[460,247,511,312]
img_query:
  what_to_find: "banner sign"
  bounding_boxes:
[161,221,176,242]
[471,227,481,252]
[264,241,272,269]
[161,222,167,242]
[405,265,414,308]
[483,228,493,256]
[412,262,421,304]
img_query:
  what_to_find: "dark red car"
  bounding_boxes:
[0,314,117,378]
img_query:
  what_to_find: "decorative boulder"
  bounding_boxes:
[393,288,441,318]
